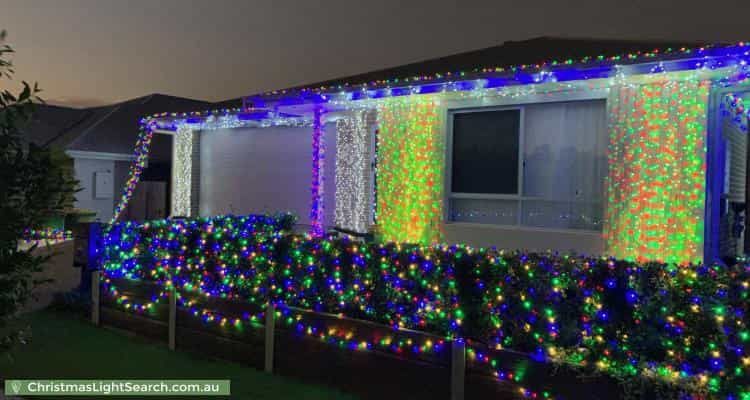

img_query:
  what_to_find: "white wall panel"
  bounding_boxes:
[199,124,335,228]
[445,223,604,255]
[73,157,115,222]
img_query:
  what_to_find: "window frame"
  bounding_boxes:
[446,105,525,226]
[444,98,607,232]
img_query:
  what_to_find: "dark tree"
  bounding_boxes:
[0,30,76,352]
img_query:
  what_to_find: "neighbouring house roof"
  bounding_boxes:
[21,104,93,147]
[214,36,707,108]
[23,94,212,160]
[65,94,211,160]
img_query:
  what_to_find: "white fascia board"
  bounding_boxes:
[65,150,137,161]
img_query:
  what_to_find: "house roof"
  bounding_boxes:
[21,104,92,147]
[23,37,729,150]
[215,36,707,108]
[23,94,212,160]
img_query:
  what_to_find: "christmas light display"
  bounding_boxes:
[334,109,375,233]
[110,120,155,223]
[110,42,750,255]
[310,107,325,236]
[604,79,710,264]
[276,304,449,355]
[21,227,72,243]
[723,93,749,133]
[91,41,750,400]
[253,42,750,105]
[254,43,749,98]
[466,345,554,399]
[172,125,195,217]
[99,214,750,399]
[376,95,445,244]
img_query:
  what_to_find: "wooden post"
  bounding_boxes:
[88,222,102,327]
[91,270,100,326]
[264,302,275,373]
[168,287,177,350]
[451,338,465,400]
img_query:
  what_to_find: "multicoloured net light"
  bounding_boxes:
[604,78,710,264]
[375,96,445,244]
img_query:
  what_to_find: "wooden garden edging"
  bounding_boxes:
[91,273,621,400]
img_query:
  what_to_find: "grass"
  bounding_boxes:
[0,310,358,399]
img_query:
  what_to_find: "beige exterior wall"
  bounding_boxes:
[445,223,604,255]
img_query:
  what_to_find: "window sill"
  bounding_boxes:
[444,221,602,236]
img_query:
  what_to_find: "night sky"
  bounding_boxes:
[2,0,748,107]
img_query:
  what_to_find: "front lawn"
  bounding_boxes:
[0,310,358,399]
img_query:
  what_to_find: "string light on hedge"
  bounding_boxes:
[22,228,72,243]
[466,346,555,399]
[99,214,750,399]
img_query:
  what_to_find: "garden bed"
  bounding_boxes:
[94,214,750,399]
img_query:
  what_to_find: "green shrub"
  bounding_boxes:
[101,214,750,398]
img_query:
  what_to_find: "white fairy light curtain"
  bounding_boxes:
[334,109,376,234]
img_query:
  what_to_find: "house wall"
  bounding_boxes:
[73,157,116,222]
[198,123,336,229]
[444,223,604,255]
[73,155,154,224]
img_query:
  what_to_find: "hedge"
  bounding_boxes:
[101,214,750,399]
